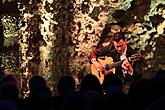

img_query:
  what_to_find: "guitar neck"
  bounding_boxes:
[108,59,125,69]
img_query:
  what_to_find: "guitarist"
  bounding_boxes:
[90,31,145,92]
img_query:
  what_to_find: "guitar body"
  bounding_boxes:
[91,56,115,84]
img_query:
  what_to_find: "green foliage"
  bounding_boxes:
[0,52,19,74]
[1,15,20,47]
[118,0,133,10]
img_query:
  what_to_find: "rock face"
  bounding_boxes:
[1,0,165,95]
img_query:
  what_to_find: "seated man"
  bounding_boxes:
[90,32,145,85]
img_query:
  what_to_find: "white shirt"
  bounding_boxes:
[120,46,127,61]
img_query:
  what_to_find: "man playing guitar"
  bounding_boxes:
[90,31,145,93]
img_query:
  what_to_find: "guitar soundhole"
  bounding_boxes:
[105,64,110,71]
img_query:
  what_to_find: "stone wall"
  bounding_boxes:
[0,0,165,95]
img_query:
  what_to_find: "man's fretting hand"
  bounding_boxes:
[122,59,133,76]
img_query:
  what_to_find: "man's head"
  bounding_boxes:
[110,24,121,33]
[113,32,127,54]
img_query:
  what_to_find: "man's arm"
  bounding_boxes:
[90,50,97,63]
[90,49,104,72]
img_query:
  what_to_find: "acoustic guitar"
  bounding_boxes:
[91,54,141,84]
[91,56,125,84]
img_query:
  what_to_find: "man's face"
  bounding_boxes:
[113,39,127,54]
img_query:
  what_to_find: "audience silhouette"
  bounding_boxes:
[22,75,52,110]
[0,70,164,110]
[80,74,104,94]
[0,73,23,110]
[51,75,76,110]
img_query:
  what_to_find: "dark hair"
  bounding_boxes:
[57,75,75,95]
[113,32,126,42]
[96,23,122,48]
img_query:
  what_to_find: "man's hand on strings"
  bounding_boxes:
[92,61,104,72]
